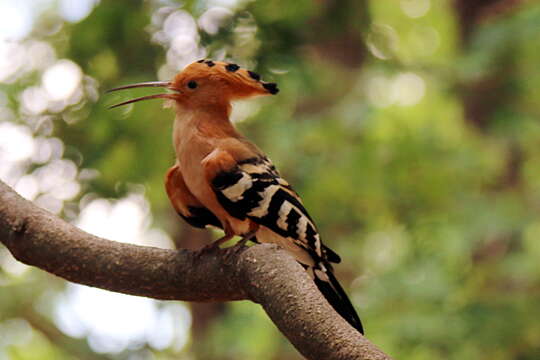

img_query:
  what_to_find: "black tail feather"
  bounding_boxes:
[313,269,364,334]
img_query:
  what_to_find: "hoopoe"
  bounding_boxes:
[108,60,364,334]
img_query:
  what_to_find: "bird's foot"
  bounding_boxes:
[225,229,257,263]
[225,230,257,261]
[235,230,257,248]
[196,234,232,258]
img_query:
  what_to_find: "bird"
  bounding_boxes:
[108,59,364,334]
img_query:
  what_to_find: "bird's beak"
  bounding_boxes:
[107,81,177,108]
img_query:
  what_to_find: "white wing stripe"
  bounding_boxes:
[247,184,280,217]
[297,215,308,241]
[277,201,293,231]
[222,172,253,201]
[314,233,322,257]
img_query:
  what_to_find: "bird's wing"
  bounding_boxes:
[204,151,363,334]
[207,154,364,333]
[165,165,222,229]
[208,155,340,264]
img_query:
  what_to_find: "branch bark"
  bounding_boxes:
[0,180,392,360]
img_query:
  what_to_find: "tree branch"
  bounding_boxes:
[0,180,392,360]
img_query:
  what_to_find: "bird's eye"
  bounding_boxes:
[187,80,198,89]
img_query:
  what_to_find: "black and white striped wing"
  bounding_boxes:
[211,155,364,333]
[211,156,340,264]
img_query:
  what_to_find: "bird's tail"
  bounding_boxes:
[312,265,364,334]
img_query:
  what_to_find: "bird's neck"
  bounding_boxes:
[176,101,239,134]
[173,102,241,153]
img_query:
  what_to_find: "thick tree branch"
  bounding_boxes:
[0,180,392,360]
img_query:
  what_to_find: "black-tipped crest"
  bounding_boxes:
[225,63,240,72]
[262,82,279,95]
[248,71,261,81]
[107,60,279,108]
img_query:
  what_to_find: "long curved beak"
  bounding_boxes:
[107,81,176,109]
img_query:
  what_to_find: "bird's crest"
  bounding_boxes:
[108,60,278,108]
[177,60,279,95]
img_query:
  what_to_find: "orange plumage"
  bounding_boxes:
[108,60,364,334]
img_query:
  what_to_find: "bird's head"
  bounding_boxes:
[108,60,278,110]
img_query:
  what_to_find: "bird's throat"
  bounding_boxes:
[172,104,241,157]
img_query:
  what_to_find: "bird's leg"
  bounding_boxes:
[236,228,258,248]
[197,233,234,255]
[223,229,257,262]
[228,224,259,258]
[196,220,238,256]
[212,233,235,247]
[195,233,230,259]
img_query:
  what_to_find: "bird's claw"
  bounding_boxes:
[237,230,257,248]
[224,232,256,262]
[194,243,218,259]
[195,234,232,258]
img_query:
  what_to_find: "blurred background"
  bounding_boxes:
[1,0,540,359]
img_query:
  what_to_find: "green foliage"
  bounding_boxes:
[2,0,540,359]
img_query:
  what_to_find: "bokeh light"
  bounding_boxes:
[2,0,540,359]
